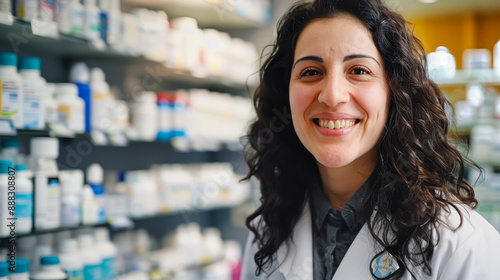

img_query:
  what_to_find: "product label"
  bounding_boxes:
[70,9,84,36]
[18,0,38,21]
[92,95,111,131]
[22,80,42,129]
[83,264,102,280]
[46,106,59,124]
[72,106,84,133]
[102,257,116,279]
[96,195,106,223]
[157,103,171,140]
[0,179,10,237]
[65,268,84,280]
[85,12,100,40]
[0,0,10,14]
[39,0,56,22]
[45,178,60,229]
[81,200,98,224]
[1,77,21,127]
[171,103,186,137]
[61,199,80,226]
[58,105,70,124]
[158,103,171,131]
[14,193,32,219]
[34,174,47,229]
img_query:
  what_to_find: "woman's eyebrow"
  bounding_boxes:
[344,54,380,66]
[292,55,323,69]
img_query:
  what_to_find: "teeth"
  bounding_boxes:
[318,119,356,130]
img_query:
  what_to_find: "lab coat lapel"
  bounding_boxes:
[276,204,313,280]
[332,223,378,280]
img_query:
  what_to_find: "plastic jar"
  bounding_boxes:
[132,91,158,141]
[56,83,85,133]
[19,56,45,129]
[14,164,33,234]
[58,239,84,280]
[0,52,23,128]
[30,256,67,280]
[9,258,29,280]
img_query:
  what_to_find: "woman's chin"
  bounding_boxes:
[315,156,355,169]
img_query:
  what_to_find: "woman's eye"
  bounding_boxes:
[352,67,369,75]
[300,68,321,77]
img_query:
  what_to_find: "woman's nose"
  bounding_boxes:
[317,74,351,107]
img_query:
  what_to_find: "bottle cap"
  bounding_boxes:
[0,262,8,277]
[87,163,103,184]
[40,256,60,266]
[463,48,491,69]
[0,160,13,174]
[91,67,105,82]
[134,91,157,103]
[19,56,41,71]
[30,137,59,159]
[12,259,29,274]
[60,170,83,194]
[55,230,72,243]
[15,164,27,171]
[0,52,17,67]
[59,238,78,253]
[157,92,169,104]
[78,234,94,248]
[170,17,198,31]
[2,139,19,149]
[56,83,79,99]
[69,62,90,83]
[94,227,110,242]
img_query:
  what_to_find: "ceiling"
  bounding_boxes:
[383,0,500,18]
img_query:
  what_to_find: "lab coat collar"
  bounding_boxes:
[275,203,378,280]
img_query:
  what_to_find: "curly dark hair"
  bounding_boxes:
[242,0,479,279]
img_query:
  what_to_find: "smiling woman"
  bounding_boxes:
[240,0,500,280]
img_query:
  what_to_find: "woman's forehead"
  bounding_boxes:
[294,15,381,63]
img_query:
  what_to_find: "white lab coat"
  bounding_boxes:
[241,203,500,280]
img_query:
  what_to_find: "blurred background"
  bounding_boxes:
[0,0,499,279]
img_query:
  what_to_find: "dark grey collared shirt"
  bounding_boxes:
[310,170,377,280]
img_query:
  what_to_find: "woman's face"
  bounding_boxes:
[289,14,390,169]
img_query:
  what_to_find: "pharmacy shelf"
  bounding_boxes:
[122,0,270,29]
[0,18,254,93]
[0,128,81,139]
[0,223,107,242]
[128,202,247,223]
[125,63,255,94]
[432,69,500,86]
[0,203,242,242]
[0,129,244,153]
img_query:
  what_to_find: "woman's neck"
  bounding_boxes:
[317,152,378,210]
